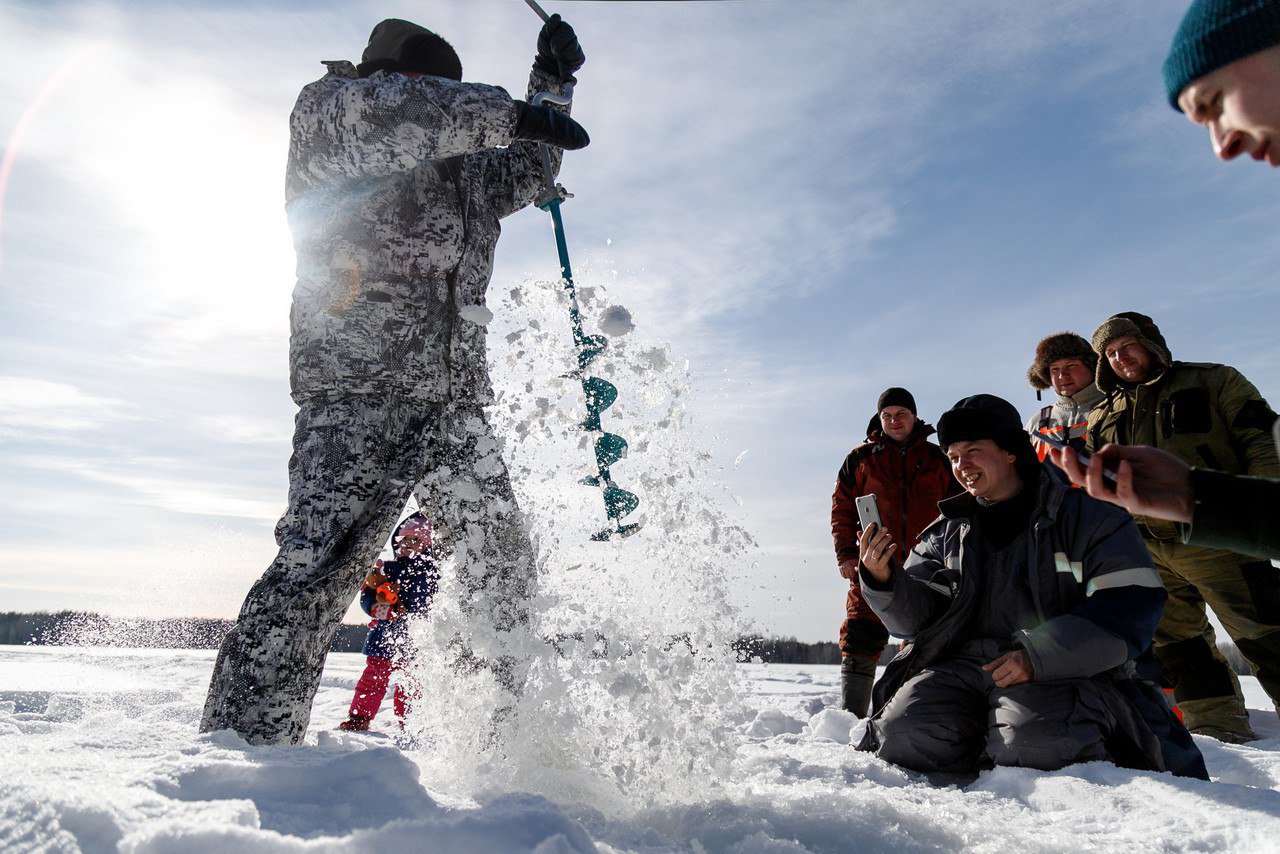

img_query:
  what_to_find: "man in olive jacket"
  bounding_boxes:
[202,17,590,745]
[855,394,1205,780]
[1087,311,1280,742]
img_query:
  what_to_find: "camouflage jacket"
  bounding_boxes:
[284,61,569,404]
[1086,361,1279,533]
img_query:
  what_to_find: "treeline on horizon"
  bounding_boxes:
[3,612,1251,673]
[0,611,853,664]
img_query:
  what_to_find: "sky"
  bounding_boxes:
[1,1,1278,642]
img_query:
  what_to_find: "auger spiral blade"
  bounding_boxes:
[529,107,641,540]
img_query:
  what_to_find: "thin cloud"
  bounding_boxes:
[11,453,283,521]
[0,377,131,436]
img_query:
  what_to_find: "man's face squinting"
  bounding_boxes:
[1179,45,1280,167]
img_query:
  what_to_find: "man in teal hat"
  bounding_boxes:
[1163,0,1280,165]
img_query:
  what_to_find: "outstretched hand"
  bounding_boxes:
[984,650,1034,687]
[1049,444,1194,523]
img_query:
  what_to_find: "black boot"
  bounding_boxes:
[840,656,877,717]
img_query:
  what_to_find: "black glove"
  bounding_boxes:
[535,14,585,79]
[513,101,590,150]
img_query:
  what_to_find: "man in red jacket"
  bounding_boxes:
[831,388,959,716]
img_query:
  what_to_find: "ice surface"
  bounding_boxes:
[12,275,1280,852]
[4,651,1280,852]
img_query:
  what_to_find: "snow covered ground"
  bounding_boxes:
[4,646,1280,852]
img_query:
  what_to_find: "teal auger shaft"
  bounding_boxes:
[526,3,639,539]
[535,188,642,541]
[528,181,636,540]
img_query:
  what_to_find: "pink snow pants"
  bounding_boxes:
[348,656,418,720]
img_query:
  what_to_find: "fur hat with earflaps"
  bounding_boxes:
[1026,332,1098,392]
[1091,311,1173,393]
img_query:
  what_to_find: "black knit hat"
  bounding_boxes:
[1026,332,1098,392]
[937,394,1037,466]
[359,19,463,80]
[876,387,917,415]
[1091,311,1173,393]
[1163,0,1280,110]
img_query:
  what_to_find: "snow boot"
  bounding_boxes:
[339,713,372,732]
[840,656,877,717]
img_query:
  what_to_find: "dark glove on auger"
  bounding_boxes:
[513,101,590,150]
[535,13,585,79]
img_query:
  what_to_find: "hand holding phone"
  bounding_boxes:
[1032,432,1117,483]
[1048,441,1195,524]
[855,494,883,533]
[856,494,895,584]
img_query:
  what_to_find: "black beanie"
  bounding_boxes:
[358,19,463,80]
[936,394,1037,467]
[877,387,917,415]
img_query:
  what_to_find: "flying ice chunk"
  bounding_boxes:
[599,305,634,337]
[458,304,495,326]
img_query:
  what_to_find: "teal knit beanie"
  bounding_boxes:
[1163,0,1280,110]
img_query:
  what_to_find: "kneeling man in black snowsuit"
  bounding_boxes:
[856,394,1206,780]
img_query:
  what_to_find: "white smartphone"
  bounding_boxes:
[855,494,883,533]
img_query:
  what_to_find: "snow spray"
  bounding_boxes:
[403,267,756,815]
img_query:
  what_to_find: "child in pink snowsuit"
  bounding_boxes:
[340,514,439,731]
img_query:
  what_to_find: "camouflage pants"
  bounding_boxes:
[1146,537,1280,741]
[201,394,537,745]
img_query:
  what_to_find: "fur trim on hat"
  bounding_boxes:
[1091,312,1173,393]
[1026,332,1098,391]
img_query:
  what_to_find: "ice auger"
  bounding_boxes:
[524,0,642,541]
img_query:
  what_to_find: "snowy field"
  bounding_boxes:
[4,647,1280,852]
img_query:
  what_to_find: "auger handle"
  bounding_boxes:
[524,0,552,22]
[524,0,576,100]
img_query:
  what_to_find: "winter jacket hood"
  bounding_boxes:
[1091,312,1173,395]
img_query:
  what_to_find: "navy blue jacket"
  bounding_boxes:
[858,467,1208,779]
[360,554,439,659]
